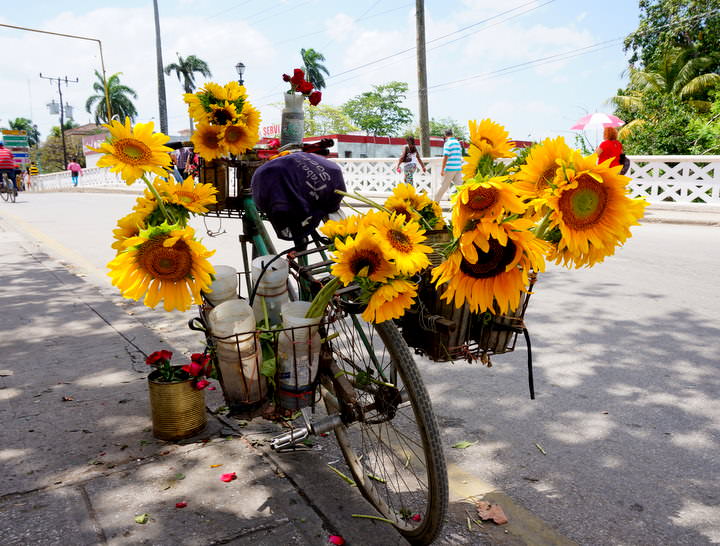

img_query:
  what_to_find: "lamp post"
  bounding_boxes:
[235,62,245,86]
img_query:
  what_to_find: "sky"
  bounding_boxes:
[0,0,640,146]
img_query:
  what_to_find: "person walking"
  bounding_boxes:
[0,143,18,191]
[395,136,426,185]
[596,126,623,168]
[434,129,463,201]
[67,158,83,187]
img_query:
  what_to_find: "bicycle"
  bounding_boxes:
[184,148,449,544]
[0,172,17,203]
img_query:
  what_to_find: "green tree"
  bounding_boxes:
[624,0,720,71]
[38,134,84,173]
[342,81,413,137]
[4,118,40,147]
[85,70,138,124]
[414,117,468,140]
[620,91,712,154]
[301,48,329,90]
[50,120,79,138]
[165,53,212,131]
[304,103,358,136]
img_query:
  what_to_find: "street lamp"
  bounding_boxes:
[235,62,245,85]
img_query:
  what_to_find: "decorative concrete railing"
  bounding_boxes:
[30,155,720,204]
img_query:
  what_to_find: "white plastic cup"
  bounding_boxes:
[204,265,238,306]
[251,256,289,325]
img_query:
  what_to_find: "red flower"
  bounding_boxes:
[282,73,291,82]
[146,350,172,366]
[328,536,345,545]
[297,80,314,94]
[308,91,322,106]
[175,502,187,508]
[220,472,237,482]
[411,513,422,522]
[290,68,305,86]
[195,379,210,390]
[182,361,204,377]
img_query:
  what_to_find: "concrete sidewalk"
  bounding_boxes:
[0,216,403,545]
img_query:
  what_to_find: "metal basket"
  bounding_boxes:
[198,156,265,216]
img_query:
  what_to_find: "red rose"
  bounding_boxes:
[308,91,322,106]
[297,81,314,94]
[146,350,172,366]
[195,379,210,390]
[282,73,291,82]
[182,361,204,377]
[290,68,305,86]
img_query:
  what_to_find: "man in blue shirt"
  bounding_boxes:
[434,129,463,201]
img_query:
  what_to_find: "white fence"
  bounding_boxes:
[30,155,720,204]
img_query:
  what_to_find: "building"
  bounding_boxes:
[301,134,447,159]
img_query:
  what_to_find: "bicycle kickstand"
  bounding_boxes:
[270,407,342,450]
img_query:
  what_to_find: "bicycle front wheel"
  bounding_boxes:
[0,182,8,202]
[323,313,448,545]
[10,184,16,203]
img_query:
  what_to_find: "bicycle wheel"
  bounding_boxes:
[10,182,16,203]
[0,185,8,202]
[322,311,448,545]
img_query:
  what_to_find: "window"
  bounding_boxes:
[344,150,352,158]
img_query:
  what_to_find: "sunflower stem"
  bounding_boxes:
[306,276,341,318]
[142,174,176,225]
[533,211,553,241]
[334,190,389,212]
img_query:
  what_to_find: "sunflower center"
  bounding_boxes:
[201,130,221,150]
[115,139,152,164]
[559,174,608,229]
[224,125,246,144]
[480,136,494,146]
[388,206,412,222]
[349,249,384,277]
[209,108,234,125]
[138,236,192,281]
[387,229,413,253]
[176,191,197,204]
[539,164,557,187]
[459,238,516,279]
[467,187,497,212]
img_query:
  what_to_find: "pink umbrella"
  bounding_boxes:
[570,112,625,130]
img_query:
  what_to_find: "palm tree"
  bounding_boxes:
[165,53,212,131]
[301,48,330,90]
[7,118,40,147]
[85,70,138,124]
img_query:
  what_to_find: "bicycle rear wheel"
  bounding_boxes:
[10,183,16,203]
[0,179,8,202]
[322,311,448,545]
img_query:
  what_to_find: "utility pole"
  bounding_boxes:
[416,0,430,157]
[153,0,168,134]
[40,73,78,169]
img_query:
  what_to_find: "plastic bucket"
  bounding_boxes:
[204,265,238,306]
[251,256,289,325]
[208,299,256,355]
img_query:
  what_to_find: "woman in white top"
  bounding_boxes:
[395,136,426,185]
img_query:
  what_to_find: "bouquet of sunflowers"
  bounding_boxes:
[89,117,220,313]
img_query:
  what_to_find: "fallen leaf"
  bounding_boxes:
[134,514,149,524]
[452,440,476,449]
[220,472,237,482]
[476,501,508,525]
[328,536,345,545]
[175,473,185,480]
[210,464,223,468]
[175,502,187,508]
[207,386,217,391]
[62,396,74,402]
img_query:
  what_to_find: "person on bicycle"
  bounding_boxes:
[0,143,17,191]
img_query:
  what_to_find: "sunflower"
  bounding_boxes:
[388,183,431,212]
[221,120,259,155]
[426,200,446,229]
[462,119,516,179]
[452,176,527,228]
[108,224,215,312]
[331,232,396,285]
[384,195,422,223]
[191,123,225,162]
[362,279,418,323]
[544,151,646,267]
[89,118,172,185]
[432,219,547,314]
[514,136,573,198]
[112,211,148,253]
[223,81,247,102]
[367,212,432,275]
[237,102,261,135]
[320,215,360,243]
[154,176,218,214]
[207,102,239,125]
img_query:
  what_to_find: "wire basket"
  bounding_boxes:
[198,156,265,215]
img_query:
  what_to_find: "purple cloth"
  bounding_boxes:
[251,152,345,242]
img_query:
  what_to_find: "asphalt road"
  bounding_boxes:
[2,191,719,545]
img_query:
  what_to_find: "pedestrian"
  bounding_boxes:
[67,158,83,187]
[395,136,426,185]
[596,126,623,168]
[0,142,17,191]
[434,129,463,201]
